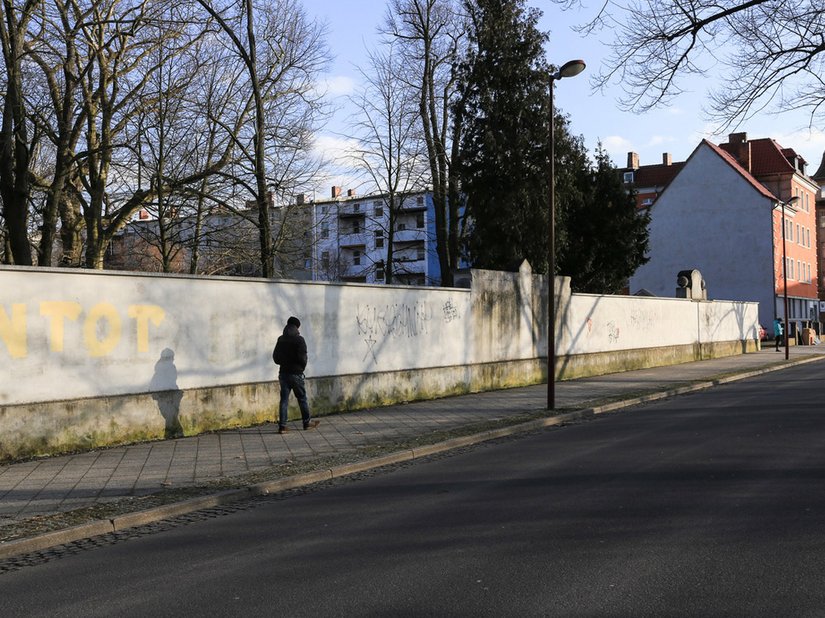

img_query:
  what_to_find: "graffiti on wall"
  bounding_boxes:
[442,298,460,323]
[0,301,166,359]
[356,302,434,363]
[607,321,621,343]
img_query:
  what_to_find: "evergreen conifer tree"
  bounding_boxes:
[557,145,650,293]
[457,0,553,271]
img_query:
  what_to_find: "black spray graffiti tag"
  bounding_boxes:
[356,302,434,362]
[442,298,460,323]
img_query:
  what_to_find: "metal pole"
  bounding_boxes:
[782,202,789,359]
[548,78,556,410]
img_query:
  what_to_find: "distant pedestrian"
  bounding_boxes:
[773,318,784,352]
[272,316,320,434]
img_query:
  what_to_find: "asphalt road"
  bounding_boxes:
[4,362,825,616]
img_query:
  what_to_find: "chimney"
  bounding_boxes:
[296,193,305,205]
[347,189,356,197]
[662,153,672,166]
[627,152,640,170]
[331,185,342,198]
[726,133,751,172]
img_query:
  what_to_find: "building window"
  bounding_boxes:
[398,222,407,231]
[353,203,361,212]
[353,220,361,234]
[375,230,384,248]
[353,250,361,266]
[623,171,634,183]
[376,268,385,281]
[321,251,330,269]
[796,224,801,244]
[374,205,383,217]
[321,222,329,239]
[416,213,424,228]
[417,195,424,205]
[417,247,425,261]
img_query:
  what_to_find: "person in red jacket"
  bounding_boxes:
[273,316,320,434]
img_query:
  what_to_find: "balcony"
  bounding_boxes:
[338,205,366,219]
[392,228,426,243]
[339,233,367,248]
[399,196,428,212]
[392,256,426,274]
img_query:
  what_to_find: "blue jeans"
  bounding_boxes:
[279,373,311,428]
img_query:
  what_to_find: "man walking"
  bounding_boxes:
[273,316,320,434]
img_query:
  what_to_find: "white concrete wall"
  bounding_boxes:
[630,142,777,327]
[0,264,760,459]
[0,267,475,406]
[559,293,760,355]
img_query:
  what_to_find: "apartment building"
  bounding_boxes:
[630,134,820,332]
[110,186,447,286]
[619,151,684,210]
[813,152,825,308]
[311,186,442,286]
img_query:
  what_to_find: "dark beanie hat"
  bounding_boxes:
[287,316,301,328]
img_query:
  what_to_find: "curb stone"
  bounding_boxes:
[1,354,822,562]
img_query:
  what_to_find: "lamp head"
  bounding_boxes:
[554,59,586,80]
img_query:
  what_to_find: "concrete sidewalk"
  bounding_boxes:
[2,344,825,557]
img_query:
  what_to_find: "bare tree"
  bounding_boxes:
[25,0,94,266]
[384,0,466,287]
[194,0,329,278]
[0,0,40,265]
[564,0,825,131]
[349,43,427,283]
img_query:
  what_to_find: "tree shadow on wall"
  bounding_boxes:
[150,348,184,439]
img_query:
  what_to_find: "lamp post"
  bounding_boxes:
[548,59,585,410]
[778,195,800,360]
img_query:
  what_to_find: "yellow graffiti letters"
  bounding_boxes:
[83,303,122,357]
[40,301,82,352]
[0,303,26,358]
[0,302,166,358]
[128,305,166,353]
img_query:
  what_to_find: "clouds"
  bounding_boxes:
[319,75,356,97]
[310,133,363,192]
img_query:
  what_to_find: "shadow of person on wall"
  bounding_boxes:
[150,348,185,439]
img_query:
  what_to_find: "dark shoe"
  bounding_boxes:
[278,426,289,434]
[304,420,320,431]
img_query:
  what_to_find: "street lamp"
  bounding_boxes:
[548,59,585,410]
[777,195,800,360]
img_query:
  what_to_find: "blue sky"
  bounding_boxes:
[302,0,825,190]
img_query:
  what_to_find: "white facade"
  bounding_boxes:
[311,190,441,286]
[630,142,779,327]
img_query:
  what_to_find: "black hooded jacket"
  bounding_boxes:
[273,324,308,374]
